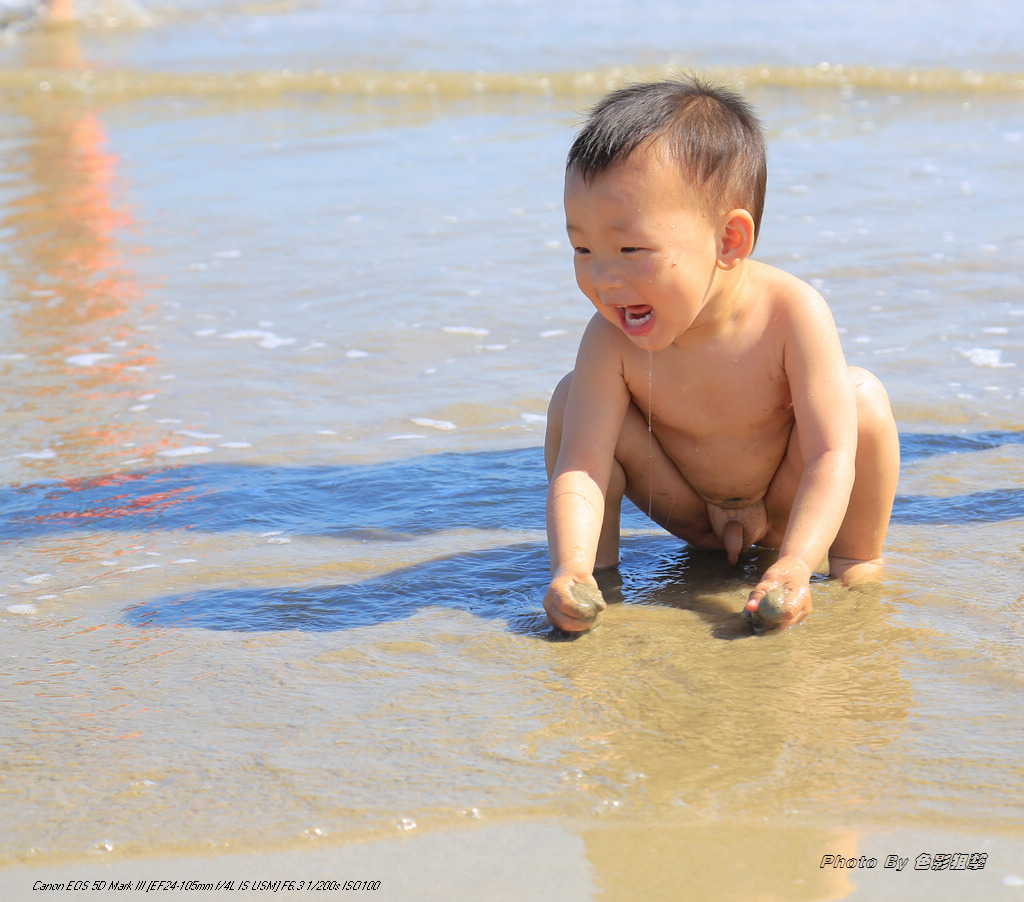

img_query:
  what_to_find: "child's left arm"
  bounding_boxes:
[746,288,858,625]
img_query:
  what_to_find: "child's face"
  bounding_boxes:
[564,151,725,352]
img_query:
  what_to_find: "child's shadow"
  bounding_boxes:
[606,540,797,641]
[124,540,556,637]
[123,536,778,640]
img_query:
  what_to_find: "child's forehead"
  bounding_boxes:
[564,150,703,214]
[569,143,700,195]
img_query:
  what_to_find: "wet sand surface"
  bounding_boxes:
[1,821,1022,901]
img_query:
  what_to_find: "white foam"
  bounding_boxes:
[178,430,221,439]
[540,330,566,338]
[443,326,489,336]
[960,348,1015,368]
[65,353,114,367]
[222,330,295,350]
[411,418,456,431]
[23,574,51,585]
[6,604,37,614]
[157,446,213,457]
[219,441,252,448]
[345,349,369,358]
[119,565,160,573]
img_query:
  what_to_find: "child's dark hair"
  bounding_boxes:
[567,75,768,241]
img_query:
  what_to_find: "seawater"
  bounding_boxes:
[1,0,1023,894]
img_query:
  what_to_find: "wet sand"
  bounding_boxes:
[2,820,1022,901]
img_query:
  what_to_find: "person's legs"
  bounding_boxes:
[545,372,717,571]
[828,367,900,584]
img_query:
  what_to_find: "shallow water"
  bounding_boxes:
[1,0,1023,896]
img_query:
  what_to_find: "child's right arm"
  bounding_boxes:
[543,319,631,631]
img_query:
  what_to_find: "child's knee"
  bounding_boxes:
[548,372,574,423]
[544,372,575,475]
[849,366,895,433]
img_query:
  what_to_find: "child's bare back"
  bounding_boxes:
[542,76,900,633]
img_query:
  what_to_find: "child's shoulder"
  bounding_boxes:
[742,260,833,320]
[745,259,821,300]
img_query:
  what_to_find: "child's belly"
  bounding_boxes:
[655,421,793,507]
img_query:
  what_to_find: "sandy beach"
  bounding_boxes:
[3,820,1023,901]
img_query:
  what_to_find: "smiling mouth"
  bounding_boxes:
[619,306,653,331]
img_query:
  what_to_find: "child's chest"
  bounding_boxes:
[627,341,792,440]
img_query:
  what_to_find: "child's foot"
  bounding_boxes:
[830,555,885,586]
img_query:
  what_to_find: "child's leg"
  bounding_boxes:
[829,367,900,584]
[765,366,900,582]
[545,372,716,570]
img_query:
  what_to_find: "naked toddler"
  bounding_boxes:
[543,75,900,632]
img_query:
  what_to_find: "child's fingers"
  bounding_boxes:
[543,579,605,632]
[744,580,811,632]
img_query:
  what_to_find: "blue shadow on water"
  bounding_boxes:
[2,431,1022,542]
[898,429,1024,463]
[1,431,1021,634]
[893,429,1024,524]
[0,448,553,541]
[123,539,558,636]
[121,534,746,637]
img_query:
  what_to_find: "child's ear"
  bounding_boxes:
[717,209,756,269]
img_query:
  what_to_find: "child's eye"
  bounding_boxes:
[621,246,641,254]
[573,246,591,255]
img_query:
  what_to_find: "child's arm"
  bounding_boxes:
[544,319,631,631]
[747,289,858,625]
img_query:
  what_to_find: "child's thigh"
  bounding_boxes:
[614,400,716,544]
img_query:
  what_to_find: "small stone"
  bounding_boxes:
[568,582,605,623]
[743,587,788,634]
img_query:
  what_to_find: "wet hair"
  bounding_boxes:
[566,75,768,241]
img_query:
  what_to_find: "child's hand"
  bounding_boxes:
[543,574,606,633]
[743,556,812,632]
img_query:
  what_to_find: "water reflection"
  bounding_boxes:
[0,16,155,466]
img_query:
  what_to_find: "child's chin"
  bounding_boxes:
[627,330,669,352]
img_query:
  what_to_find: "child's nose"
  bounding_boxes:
[591,257,623,292]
